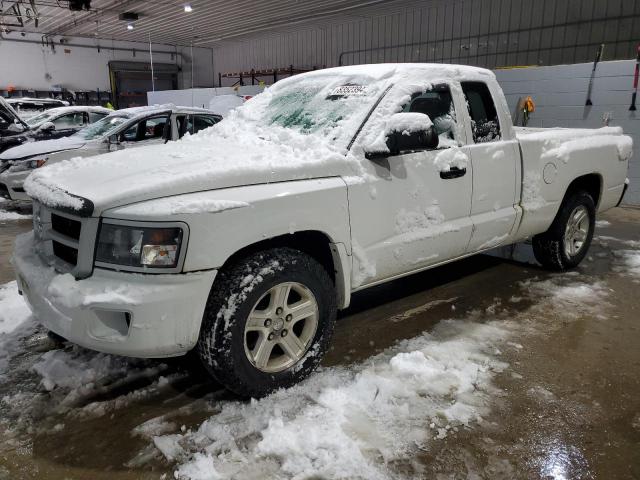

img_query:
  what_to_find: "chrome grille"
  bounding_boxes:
[33,202,100,279]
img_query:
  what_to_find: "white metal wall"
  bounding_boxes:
[211,0,640,85]
[496,59,639,205]
[0,32,215,92]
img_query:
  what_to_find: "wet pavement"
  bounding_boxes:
[0,203,638,479]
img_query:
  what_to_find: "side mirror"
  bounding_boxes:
[107,133,121,152]
[38,121,55,132]
[365,112,439,159]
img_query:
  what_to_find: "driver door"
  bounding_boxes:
[347,83,474,288]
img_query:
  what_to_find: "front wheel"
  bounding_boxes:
[197,248,337,398]
[532,190,595,271]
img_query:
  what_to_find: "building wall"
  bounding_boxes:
[0,33,216,93]
[496,59,639,205]
[210,0,639,86]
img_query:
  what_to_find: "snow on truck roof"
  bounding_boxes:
[275,63,495,87]
[110,104,217,119]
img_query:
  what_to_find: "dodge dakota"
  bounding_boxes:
[12,64,631,397]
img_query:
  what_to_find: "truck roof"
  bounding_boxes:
[284,63,495,84]
[113,104,219,119]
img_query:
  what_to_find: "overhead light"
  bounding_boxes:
[184,4,193,12]
[127,23,134,30]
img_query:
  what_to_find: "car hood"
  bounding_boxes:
[0,136,86,161]
[24,122,363,216]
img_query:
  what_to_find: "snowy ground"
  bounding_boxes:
[0,198,31,221]
[0,211,638,479]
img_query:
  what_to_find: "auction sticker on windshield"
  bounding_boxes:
[328,85,368,97]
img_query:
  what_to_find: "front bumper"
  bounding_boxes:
[0,169,29,201]
[12,232,217,358]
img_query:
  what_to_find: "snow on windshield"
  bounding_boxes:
[73,114,129,140]
[250,73,389,147]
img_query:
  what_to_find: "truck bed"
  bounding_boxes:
[512,125,632,241]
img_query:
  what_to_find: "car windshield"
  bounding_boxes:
[25,110,59,127]
[255,73,389,147]
[72,114,130,140]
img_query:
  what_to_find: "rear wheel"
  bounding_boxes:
[532,190,595,271]
[197,248,337,398]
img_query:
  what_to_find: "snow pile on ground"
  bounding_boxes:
[519,277,610,319]
[615,250,640,279]
[0,208,31,221]
[0,282,29,335]
[157,319,511,480]
[595,220,611,228]
[0,281,33,377]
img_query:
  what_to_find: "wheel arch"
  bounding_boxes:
[219,230,351,310]
[563,172,602,208]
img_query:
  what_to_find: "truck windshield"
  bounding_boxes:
[72,115,129,140]
[260,74,387,147]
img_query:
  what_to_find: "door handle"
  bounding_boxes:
[439,167,467,179]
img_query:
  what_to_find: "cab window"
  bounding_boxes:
[461,82,501,143]
[121,115,169,142]
[178,114,220,138]
[53,112,86,129]
[402,84,458,149]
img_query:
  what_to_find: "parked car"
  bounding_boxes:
[0,106,112,154]
[0,105,221,201]
[6,97,70,120]
[13,64,631,398]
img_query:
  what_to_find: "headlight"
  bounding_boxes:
[95,222,185,270]
[27,158,48,169]
[8,158,47,172]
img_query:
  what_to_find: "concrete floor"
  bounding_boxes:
[0,205,638,479]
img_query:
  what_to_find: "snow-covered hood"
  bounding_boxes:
[0,136,86,161]
[24,121,360,215]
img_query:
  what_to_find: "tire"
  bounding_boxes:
[197,247,337,398]
[532,190,595,271]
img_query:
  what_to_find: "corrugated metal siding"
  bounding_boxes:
[212,0,640,85]
[496,60,640,206]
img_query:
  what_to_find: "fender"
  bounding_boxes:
[104,177,353,306]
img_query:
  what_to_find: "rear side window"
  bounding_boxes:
[461,82,501,143]
[53,112,85,129]
[192,115,218,133]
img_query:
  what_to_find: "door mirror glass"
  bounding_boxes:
[365,112,438,159]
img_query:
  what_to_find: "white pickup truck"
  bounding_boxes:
[13,64,631,397]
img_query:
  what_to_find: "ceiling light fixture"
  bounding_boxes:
[184,4,193,12]
[127,22,134,30]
